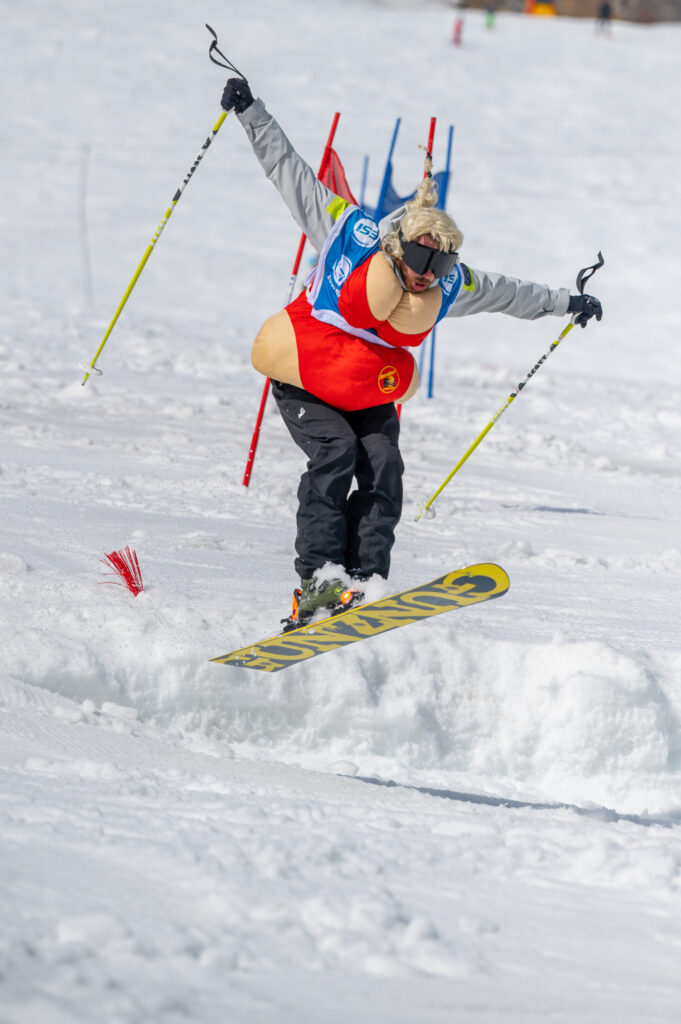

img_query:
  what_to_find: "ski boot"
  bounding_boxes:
[280,578,364,633]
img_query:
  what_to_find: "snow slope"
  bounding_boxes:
[1,0,680,1019]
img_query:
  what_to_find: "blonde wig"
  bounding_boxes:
[381,169,463,261]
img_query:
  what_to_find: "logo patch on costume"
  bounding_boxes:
[352,217,380,248]
[378,366,400,394]
[439,271,458,296]
[462,263,474,291]
[333,255,352,287]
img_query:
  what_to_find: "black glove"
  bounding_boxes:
[567,293,603,328]
[221,77,253,115]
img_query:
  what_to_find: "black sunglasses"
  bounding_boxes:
[399,234,459,279]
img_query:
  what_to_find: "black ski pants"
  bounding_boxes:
[271,381,404,582]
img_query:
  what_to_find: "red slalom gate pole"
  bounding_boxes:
[426,116,436,164]
[242,112,342,487]
[241,231,306,488]
[397,115,436,423]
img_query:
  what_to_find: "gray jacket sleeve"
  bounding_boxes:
[235,103,570,318]
[449,264,570,320]
[237,99,346,252]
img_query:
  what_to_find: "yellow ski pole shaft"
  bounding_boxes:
[415,319,575,521]
[416,250,604,521]
[81,110,228,385]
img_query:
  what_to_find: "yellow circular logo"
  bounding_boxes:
[378,366,400,394]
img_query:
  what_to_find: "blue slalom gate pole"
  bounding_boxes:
[359,155,369,208]
[427,124,455,398]
[427,330,437,398]
[374,118,401,221]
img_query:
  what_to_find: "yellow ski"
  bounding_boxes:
[211,563,509,673]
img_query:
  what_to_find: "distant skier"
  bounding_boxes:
[220,78,602,629]
[596,0,613,31]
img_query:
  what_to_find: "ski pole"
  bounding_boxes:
[241,112,342,487]
[80,111,227,385]
[81,25,242,385]
[415,251,604,520]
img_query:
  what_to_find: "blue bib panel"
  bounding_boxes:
[306,207,464,347]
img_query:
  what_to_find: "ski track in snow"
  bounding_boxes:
[1,0,681,1020]
[2,682,681,1023]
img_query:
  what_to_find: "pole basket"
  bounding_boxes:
[100,546,144,597]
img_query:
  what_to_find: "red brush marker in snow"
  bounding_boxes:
[100,547,144,597]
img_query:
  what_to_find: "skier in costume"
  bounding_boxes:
[220,78,603,630]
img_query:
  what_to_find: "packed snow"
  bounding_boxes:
[1,0,681,1020]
